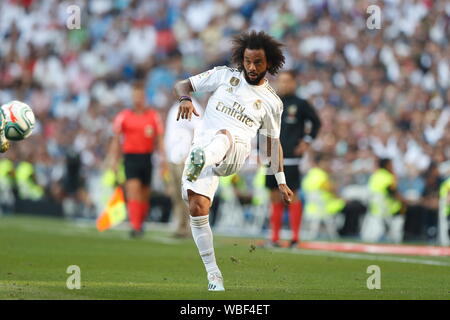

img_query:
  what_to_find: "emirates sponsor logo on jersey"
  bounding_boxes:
[215,101,255,127]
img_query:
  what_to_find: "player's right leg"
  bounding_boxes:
[186,130,232,182]
[187,190,225,291]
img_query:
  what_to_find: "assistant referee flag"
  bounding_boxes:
[96,187,127,231]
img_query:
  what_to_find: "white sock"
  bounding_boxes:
[190,215,220,274]
[203,134,231,167]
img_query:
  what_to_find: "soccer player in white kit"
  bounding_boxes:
[174,31,293,291]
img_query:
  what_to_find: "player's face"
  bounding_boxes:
[243,48,269,85]
[277,72,296,96]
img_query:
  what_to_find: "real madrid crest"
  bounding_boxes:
[230,77,240,86]
[253,100,262,110]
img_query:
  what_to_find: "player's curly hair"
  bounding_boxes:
[231,30,285,75]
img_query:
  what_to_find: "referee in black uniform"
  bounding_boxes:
[266,70,321,247]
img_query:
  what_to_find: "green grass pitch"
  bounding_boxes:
[0,215,449,300]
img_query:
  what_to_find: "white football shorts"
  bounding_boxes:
[181,131,251,203]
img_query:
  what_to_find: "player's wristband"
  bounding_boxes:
[179,96,192,103]
[303,136,313,144]
[275,172,286,185]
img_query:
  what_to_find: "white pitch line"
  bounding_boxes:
[270,248,450,267]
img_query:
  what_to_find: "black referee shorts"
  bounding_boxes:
[124,153,153,186]
[265,165,301,191]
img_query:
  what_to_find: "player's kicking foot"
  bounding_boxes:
[207,271,225,291]
[186,147,205,182]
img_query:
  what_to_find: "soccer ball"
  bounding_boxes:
[1,100,35,141]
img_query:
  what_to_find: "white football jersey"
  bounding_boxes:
[189,66,283,143]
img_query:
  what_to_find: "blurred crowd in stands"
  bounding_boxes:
[0,0,449,240]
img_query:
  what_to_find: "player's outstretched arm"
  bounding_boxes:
[174,79,199,121]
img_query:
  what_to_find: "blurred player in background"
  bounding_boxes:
[302,152,345,240]
[362,158,406,243]
[164,98,203,238]
[107,81,166,238]
[265,70,321,247]
[174,31,293,291]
